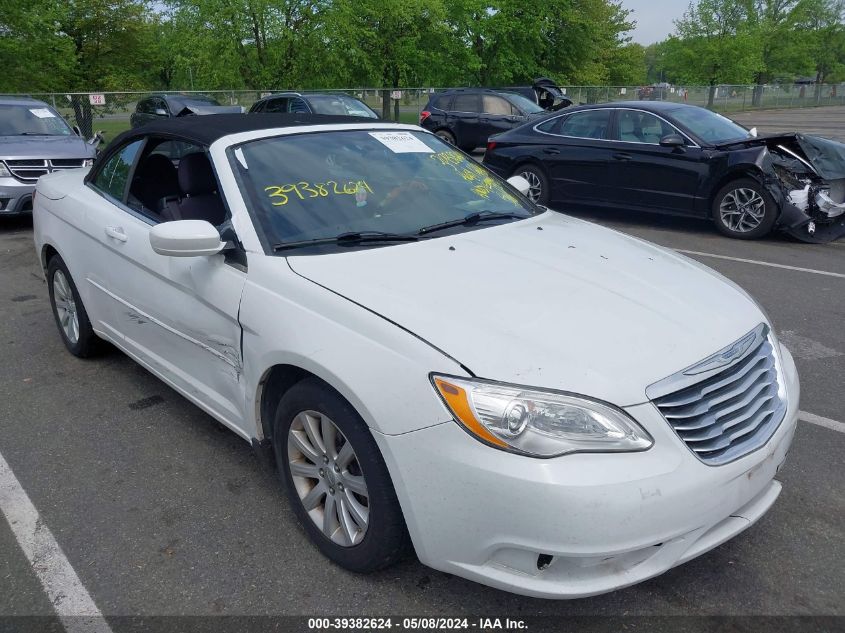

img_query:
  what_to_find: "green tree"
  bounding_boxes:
[793,0,845,97]
[671,0,761,107]
[0,0,77,93]
[327,0,448,118]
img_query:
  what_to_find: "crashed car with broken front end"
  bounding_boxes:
[723,133,845,242]
[482,102,845,242]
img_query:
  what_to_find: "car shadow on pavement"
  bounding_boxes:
[555,205,800,246]
[0,215,33,232]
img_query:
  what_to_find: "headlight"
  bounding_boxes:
[0,162,10,177]
[431,375,653,457]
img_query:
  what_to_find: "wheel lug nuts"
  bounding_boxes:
[329,487,335,495]
[319,468,325,477]
[323,455,329,464]
[338,483,344,491]
[333,465,340,473]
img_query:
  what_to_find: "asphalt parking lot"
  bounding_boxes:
[1,106,843,631]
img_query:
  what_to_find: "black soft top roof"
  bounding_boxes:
[109,113,390,148]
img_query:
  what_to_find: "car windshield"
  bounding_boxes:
[232,129,536,253]
[0,104,73,136]
[502,93,544,114]
[308,95,378,118]
[669,107,751,144]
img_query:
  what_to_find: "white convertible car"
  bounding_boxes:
[33,114,799,598]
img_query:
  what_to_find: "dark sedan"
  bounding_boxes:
[130,94,243,128]
[483,102,845,242]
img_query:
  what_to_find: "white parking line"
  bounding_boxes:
[675,249,845,279]
[0,451,112,633]
[800,411,845,434]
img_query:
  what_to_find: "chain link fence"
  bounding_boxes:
[15,83,845,142]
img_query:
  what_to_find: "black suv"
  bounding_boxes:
[249,92,379,118]
[420,86,568,152]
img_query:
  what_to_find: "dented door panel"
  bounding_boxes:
[96,211,248,433]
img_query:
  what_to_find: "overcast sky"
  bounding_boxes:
[621,0,690,44]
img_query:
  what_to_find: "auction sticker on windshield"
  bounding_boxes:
[29,108,55,118]
[369,131,434,154]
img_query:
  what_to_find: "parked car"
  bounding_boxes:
[419,88,553,152]
[33,113,798,599]
[249,92,379,118]
[0,97,96,215]
[130,94,243,128]
[483,101,845,241]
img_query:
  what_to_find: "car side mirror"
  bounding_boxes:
[72,125,82,137]
[149,220,225,257]
[507,175,532,197]
[154,108,168,116]
[659,134,686,148]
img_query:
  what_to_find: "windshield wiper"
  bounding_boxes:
[417,211,528,236]
[273,231,421,252]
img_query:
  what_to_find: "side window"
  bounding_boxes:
[265,98,289,113]
[136,99,150,114]
[617,110,678,144]
[535,116,563,133]
[289,98,309,114]
[558,110,611,140]
[482,95,512,115]
[91,140,144,202]
[152,98,168,115]
[431,94,451,110]
[452,94,480,113]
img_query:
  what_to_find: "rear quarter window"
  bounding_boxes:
[430,94,452,110]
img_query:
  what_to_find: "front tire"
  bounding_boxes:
[47,255,101,357]
[713,178,777,239]
[273,378,411,572]
[513,164,549,205]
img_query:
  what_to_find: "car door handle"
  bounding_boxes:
[104,226,127,242]
[613,152,632,161]
[543,147,561,155]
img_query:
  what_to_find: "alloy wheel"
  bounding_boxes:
[518,170,543,203]
[287,410,369,546]
[52,270,79,345]
[719,188,766,233]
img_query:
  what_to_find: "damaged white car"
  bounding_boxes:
[33,114,800,599]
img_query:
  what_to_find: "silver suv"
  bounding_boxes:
[0,97,96,215]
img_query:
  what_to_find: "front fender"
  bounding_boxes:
[239,256,465,440]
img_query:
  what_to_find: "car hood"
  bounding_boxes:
[287,212,764,406]
[719,132,845,180]
[0,135,95,160]
[174,105,244,116]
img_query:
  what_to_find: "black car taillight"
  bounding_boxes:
[486,141,497,152]
[420,110,431,124]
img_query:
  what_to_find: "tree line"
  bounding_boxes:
[1,0,844,109]
[647,0,845,106]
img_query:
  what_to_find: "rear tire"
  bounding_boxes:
[712,178,777,239]
[46,255,101,357]
[434,129,456,146]
[512,164,549,206]
[273,377,411,572]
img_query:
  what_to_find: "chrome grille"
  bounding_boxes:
[646,324,786,466]
[4,158,86,182]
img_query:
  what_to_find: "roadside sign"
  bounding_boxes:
[391,90,402,100]
[88,94,106,106]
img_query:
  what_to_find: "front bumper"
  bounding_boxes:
[375,345,800,599]
[0,177,35,214]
